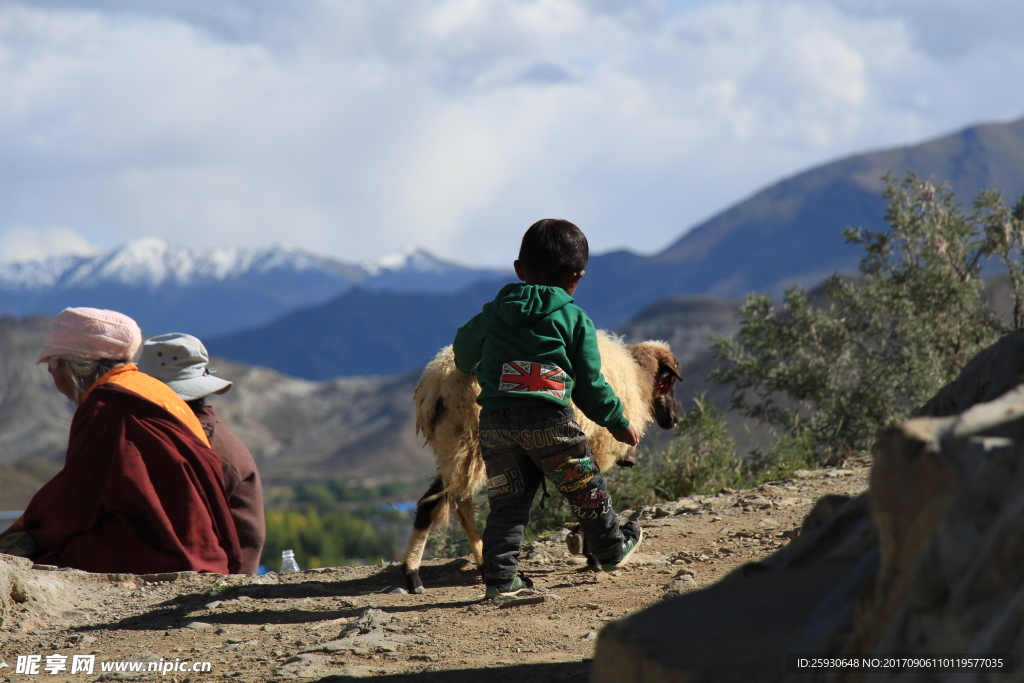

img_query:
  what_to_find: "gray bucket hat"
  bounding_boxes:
[138,333,232,401]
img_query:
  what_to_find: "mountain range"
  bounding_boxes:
[1,116,1023,381]
[0,240,509,338]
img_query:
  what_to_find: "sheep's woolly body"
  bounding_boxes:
[412,331,657,505]
[412,347,484,511]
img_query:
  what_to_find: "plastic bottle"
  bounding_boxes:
[280,549,300,573]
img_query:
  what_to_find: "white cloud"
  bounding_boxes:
[0,0,1022,266]
[0,227,98,264]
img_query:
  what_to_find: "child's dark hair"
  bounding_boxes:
[518,219,589,282]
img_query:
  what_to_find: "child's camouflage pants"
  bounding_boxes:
[479,404,624,582]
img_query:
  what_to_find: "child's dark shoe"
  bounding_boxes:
[600,522,643,571]
[483,574,534,598]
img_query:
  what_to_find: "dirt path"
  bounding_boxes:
[0,465,869,682]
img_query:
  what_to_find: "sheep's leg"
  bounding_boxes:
[453,496,483,569]
[401,475,446,594]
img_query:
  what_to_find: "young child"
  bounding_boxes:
[453,218,643,597]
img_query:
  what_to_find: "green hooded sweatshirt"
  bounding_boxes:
[453,283,629,433]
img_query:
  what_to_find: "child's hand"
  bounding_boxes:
[612,424,639,446]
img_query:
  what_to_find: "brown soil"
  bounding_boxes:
[0,465,869,682]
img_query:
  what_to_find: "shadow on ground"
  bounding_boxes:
[313,660,591,682]
[86,559,483,633]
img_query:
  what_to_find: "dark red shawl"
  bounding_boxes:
[23,384,242,574]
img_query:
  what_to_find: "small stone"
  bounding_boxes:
[582,631,598,641]
[642,559,671,568]
[185,621,212,630]
[205,600,223,610]
[497,595,548,608]
[215,627,229,635]
[341,608,391,637]
[139,571,186,584]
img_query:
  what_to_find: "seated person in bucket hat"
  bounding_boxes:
[139,333,265,574]
[0,307,241,574]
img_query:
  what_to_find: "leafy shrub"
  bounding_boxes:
[711,174,1024,460]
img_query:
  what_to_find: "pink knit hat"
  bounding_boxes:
[36,307,143,364]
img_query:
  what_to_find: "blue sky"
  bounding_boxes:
[1,0,1022,267]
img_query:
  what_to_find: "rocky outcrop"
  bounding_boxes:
[0,554,132,632]
[594,330,1024,683]
[915,328,1024,418]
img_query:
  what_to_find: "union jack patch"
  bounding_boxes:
[498,360,568,399]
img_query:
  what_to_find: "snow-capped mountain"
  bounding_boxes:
[0,238,506,337]
[361,246,511,293]
[362,246,457,276]
[0,238,360,291]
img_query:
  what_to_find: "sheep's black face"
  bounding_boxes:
[652,360,682,429]
[653,393,679,429]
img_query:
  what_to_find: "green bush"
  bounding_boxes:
[262,506,401,570]
[260,480,415,569]
[711,174,1024,460]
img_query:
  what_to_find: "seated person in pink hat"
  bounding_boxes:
[138,333,265,574]
[0,307,241,575]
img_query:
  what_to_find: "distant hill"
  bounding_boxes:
[575,116,1024,327]
[617,296,740,365]
[206,281,505,380]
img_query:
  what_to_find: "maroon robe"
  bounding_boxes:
[23,383,242,574]
[195,406,265,574]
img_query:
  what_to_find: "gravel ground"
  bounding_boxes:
[0,463,870,682]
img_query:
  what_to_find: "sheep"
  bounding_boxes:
[401,331,683,593]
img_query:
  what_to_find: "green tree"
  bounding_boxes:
[711,174,1024,459]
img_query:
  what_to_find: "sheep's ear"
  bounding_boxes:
[657,358,683,382]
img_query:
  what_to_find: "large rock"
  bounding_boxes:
[592,490,877,683]
[0,554,125,631]
[594,329,1024,683]
[915,328,1024,418]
